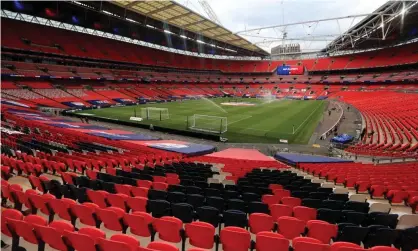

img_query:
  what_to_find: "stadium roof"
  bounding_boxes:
[325,1,418,53]
[110,0,269,56]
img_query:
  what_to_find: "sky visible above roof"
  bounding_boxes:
[176,0,389,53]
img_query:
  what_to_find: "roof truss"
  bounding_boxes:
[110,0,268,56]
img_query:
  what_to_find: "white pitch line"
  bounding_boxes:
[293,102,324,134]
[227,115,253,125]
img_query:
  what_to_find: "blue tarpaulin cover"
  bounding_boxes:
[331,134,354,144]
[274,152,352,165]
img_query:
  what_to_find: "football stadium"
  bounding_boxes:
[1,1,418,251]
[79,98,326,144]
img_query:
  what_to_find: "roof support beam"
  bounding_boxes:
[183,19,207,28]
[326,0,417,53]
[198,26,218,33]
[166,11,191,22]
[146,3,175,16]
[212,31,230,38]
[235,13,373,34]
[226,38,245,43]
[125,1,138,8]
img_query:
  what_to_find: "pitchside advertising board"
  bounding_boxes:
[276,65,304,75]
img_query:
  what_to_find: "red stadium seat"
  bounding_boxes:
[96,206,126,231]
[70,202,100,227]
[166,177,181,185]
[270,204,293,220]
[86,170,98,180]
[330,242,363,251]
[147,242,179,251]
[306,220,338,244]
[153,176,167,183]
[123,211,154,237]
[97,234,140,251]
[49,198,77,221]
[369,247,399,251]
[281,197,302,208]
[1,209,23,237]
[64,227,106,251]
[7,215,48,245]
[87,189,109,208]
[249,213,274,234]
[262,194,279,207]
[107,193,129,211]
[28,193,55,216]
[115,184,133,196]
[277,216,305,239]
[153,182,168,191]
[293,206,317,222]
[61,172,78,185]
[370,185,386,198]
[387,190,408,204]
[292,237,329,251]
[273,189,291,200]
[127,196,148,212]
[185,221,216,250]
[269,184,283,190]
[35,220,75,251]
[153,216,183,244]
[220,227,251,251]
[255,231,289,251]
[137,180,153,189]
[131,187,149,198]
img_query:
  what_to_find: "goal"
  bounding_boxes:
[141,107,169,121]
[188,114,227,134]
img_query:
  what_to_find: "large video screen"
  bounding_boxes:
[277,65,304,75]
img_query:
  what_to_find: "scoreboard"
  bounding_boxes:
[276,65,304,75]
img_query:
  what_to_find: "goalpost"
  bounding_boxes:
[188,114,227,134]
[140,107,169,121]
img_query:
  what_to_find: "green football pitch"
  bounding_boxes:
[77,98,326,144]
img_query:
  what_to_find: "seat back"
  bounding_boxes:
[153,216,183,243]
[171,203,194,223]
[277,216,305,239]
[293,237,329,251]
[307,220,338,244]
[148,199,171,218]
[196,206,220,228]
[123,212,154,237]
[96,207,125,231]
[185,221,216,249]
[1,209,23,237]
[220,227,251,251]
[270,204,292,220]
[126,196,148,212]
[36,221,74,251]
[293,206,317,223]
[107,193,129,211]
[256,231,289,251]
[70,203,98,226]
[336,226,369,245]
[223,210,247,228]
[86,190,108,208]
[248,213,274,234]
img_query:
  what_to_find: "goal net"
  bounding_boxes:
[141,107,169,121]
[188,114,227,134]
